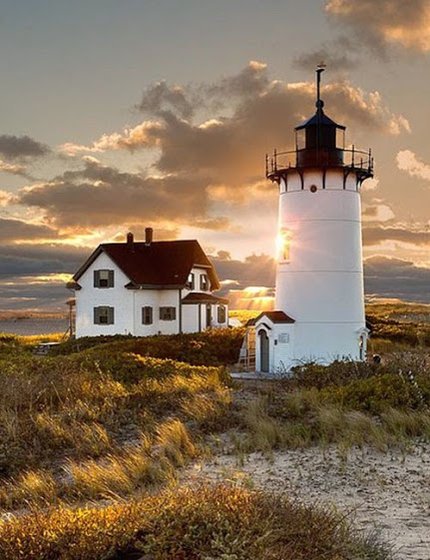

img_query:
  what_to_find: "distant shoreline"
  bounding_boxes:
[0,315,68,335]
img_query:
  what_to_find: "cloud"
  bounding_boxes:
[18,158,228,229]
[397,149,430,181]
[0,134,50,161]
[61,63,409,169]
[136,80,195,119]
[60,121,163,156]
[0,243,88,276]
[293,38,359,72]
[362,200,395,223]
[0,190,15,206]
[0,218,58,242]
[325,0,430,54]
[215,251,430,306]
[205,60,270,100]
[210,252,276,291]
[364,255,430,302]
[0,160,28,176]
[363,225,430,246]
[17,63,409,237]
[0,274,74,311]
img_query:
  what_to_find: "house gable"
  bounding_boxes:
[71,240,220,290]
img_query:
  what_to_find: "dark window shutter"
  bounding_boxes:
[108,270,114,288]
[94,307,99,324]
[142,306,153,325]
[94,270,99,287]
[108,307,114,324]
[218,305,226,323]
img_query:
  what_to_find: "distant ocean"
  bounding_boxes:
[0,317,69,336]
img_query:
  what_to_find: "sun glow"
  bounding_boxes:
[276,228,292,262]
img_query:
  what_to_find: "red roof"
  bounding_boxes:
[182,293,228,305]
[73,240,220,290]
[255,310,295,324]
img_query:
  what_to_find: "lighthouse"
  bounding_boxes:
[254,68,373,374]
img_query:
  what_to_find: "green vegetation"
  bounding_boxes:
[367,300,430,348]
[0,301,428,559]
[0,484,392,560]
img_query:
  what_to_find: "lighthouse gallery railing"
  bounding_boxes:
[266,146,373,178]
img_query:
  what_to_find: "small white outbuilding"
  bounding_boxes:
[67,228,228,338]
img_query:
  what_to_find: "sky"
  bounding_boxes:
[1,0,430,311]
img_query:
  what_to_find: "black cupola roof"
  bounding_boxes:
[265,67,374,183]
[295,67,345,165]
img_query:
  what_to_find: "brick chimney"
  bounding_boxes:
[126,232,134,249]
[145,227,153,246]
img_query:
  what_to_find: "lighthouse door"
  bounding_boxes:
[258,330,270,373]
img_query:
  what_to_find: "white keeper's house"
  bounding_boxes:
[67,228,228,338]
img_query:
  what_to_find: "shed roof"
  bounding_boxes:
[182,292,228,305]
[72,240,220,290]
[255,310,295,324]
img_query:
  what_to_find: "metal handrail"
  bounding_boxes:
[266,146,373,177]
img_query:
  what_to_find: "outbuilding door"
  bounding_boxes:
[258,329,269,373]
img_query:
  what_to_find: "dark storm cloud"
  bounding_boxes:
[0,244,88,276]
[0,218,57,241]
[18,158,229,229]
[325,0,430,54]
[0,135,50,160]
[363,226,430,246]
[364,256,430,303]
[0,276,71,312]
[212,252,430,304]
[210,252,276,290]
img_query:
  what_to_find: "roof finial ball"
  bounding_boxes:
[316,62,326,111]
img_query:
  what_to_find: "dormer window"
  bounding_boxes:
[186,273,195,290]
[94,269,114,288]
[200,274,209,291]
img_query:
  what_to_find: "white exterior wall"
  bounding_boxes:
[182,304,200,333]
[255,321,295,374]
[273,168,367,370]
[75,252,134,338]
[74,255,228,338]
[132,289,180,336]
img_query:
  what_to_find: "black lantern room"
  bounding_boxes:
[266,67,373,183]
[295,67,345,167]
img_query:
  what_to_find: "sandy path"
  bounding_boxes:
[183,444,430,560]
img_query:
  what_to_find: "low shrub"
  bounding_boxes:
[0,351,231,477]
[0,484,393,560]
[51,328,245,366]
[320,373,425,414]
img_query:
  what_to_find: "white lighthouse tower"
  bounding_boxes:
[254,68,373,374]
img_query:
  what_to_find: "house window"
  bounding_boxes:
[159,306,176,321]
[94,269,114,288]
[94,306,114,325]
[186,273,195,290]
[200,274,209,291]
[142,306,153,325]
[217,305,226,324]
